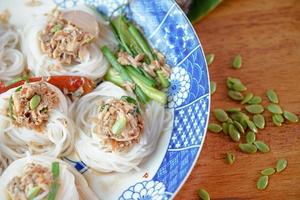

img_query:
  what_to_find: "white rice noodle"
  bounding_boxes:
[0,25,25,81]
[0,151,11,176]
[0,82,75,160]
[22,6,117,80]
[73,82,167,173]
[0,155,99,200]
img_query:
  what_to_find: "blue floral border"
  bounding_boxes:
[53,0,211,199]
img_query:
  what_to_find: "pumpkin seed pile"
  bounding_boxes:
[257,159,288,190]
[205,53,297,194]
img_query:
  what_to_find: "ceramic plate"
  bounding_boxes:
[0,0,210,199]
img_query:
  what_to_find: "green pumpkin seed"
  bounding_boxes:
[233,121,244,134]
[261,168,275,176]
[232,82,247,92]
[222,122,229,134]
[228,124,241,142]
[267,104,283,114]
[30,95,41,110]
[228,90,244,101]
[213,109,229,122]
[210,81,217,95]
[240,118,248,130]
[266,89,279,104]
[254,141,270,153]
[241,93,253,104]
[205,53,215,66]
[245,105,264,114]
[246,131,256,143]
[198,188,210,200]
[257,175,269,190]
[232,55,242,69]
[208,123,222,133]
[226,107,242,113]
[226,77,242,89]
[276,159,287,172]
[247,96,262,105]
[283,111,299,123]
[230,112,243,122]
[272,114,284,127]
[246,119,258,133]
[239,143,257,154]
[253,114,265,129]
[226,152,235,165]
[227,118,233,123]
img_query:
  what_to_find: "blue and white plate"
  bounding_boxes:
[2,0,210,199]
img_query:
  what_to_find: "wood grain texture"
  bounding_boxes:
[175,0,300,199]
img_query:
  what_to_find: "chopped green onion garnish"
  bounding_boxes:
[48,162,60,200]
[50,24,63,33]
[27,186,41,200]
[112,113,127,135]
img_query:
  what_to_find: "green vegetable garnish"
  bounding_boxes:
[112,113,127,135]
[27,186,41,200]
[48,162,60,200]
[156,70,170,88]
[50,24,63,33]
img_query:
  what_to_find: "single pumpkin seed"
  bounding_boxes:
[257,175,269,190]
[253,114,265,129]
[210,81,217,95]
[213,109,229,122]
[226,77,242,89]
[272,114,284,127]
[267,104,283,114]
[283,111,299,123]
[208,123,222,133]
[226,107,242,113]
[247,96,262,104]
[245,105,264,114]
[198,188,210,200]
[261,168,276,176]
[226,152,235,165]
[227,118,233,123]
[254,141,270,153]
[246,119,258,133]
[229,124,241,142]
[222,122,229,134]
[30,95,41,110]
[240,118,248,130]
[246,131,256,143]
[276,159,288,172]
[266,89,279,104]
[241,93,253,104]
[232,82,247,92]
[228,90,244,101]
[233,121,244,134]
[232,55,242,69]
[205,53,215,66]
[239,143,257,154]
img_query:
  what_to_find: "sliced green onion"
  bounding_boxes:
[112,113,127,135]
[127,68,167,104]
[126,65,156,87]
[104,68,124,87]
[51,162,60,179]
[156,70,170,88]
[128,24,155,61]
[8,96,14,120]
[5,77,24,87]
[48,162,60,200]
[27,186,41,200]
[121,96,138,105]
[101,46,133,83]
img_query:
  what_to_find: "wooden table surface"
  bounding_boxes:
[175,0,300,199]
